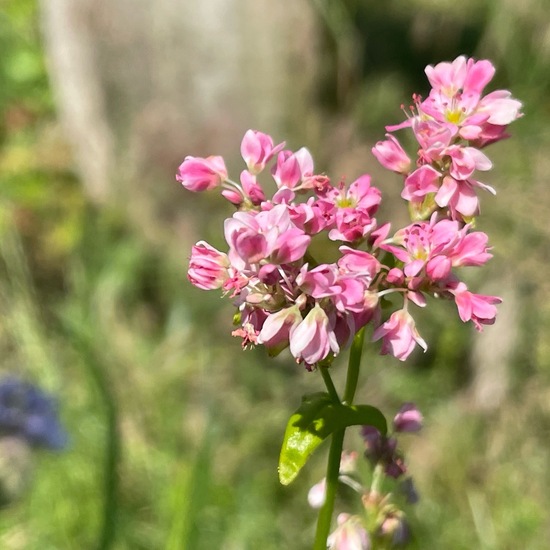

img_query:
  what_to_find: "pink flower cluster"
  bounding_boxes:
[373,55,522,222]
[178,57,519,368]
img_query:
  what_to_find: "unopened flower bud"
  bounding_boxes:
[328,514,371,550]
[307,478,326,509]
[240,130,284,174]
[176,155,227,192]
[372,134,411,174]
[379,510,409,545]
[188,241,230,291]
[393,403,423,433]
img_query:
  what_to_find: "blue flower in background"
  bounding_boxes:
[0,378,68,450]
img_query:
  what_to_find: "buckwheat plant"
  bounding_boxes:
[177,56,521,549]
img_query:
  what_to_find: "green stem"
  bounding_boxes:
[319,365,340,403]
[343,326,365,405]
[313,328,366,549]
[313,427,345,550]
[370,463,385,495]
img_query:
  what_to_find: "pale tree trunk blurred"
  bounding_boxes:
[40,0,319,242]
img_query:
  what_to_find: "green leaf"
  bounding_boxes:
[278,392,387,485]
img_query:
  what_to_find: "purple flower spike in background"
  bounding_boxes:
[0,378,68,450]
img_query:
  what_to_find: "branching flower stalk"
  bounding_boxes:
[176,56,521,548]
[313,328,366,549]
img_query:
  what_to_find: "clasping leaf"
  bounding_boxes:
[278,392,387,485]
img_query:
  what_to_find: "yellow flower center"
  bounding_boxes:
[445,109,462,124]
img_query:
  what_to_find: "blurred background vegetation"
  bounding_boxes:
[0,0,549,548]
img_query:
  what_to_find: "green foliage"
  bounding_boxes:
[279,392,387,485]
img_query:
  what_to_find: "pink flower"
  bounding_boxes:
[320,175,382,242]
[448,230,492,267]
[444,145,492,181]
[393,403,423,433]
[402,165,441,202]
[287,198,329,235]
[297,264,339,298]
[272,147,314,189]
[435,176,480,219]
[412,119,455,160]
[289,304,339,365]
[372,134,411,174]
[329,209,378,242]
[327,514,371,550]
[257,305,302,356]
[384,218,492,283]
[421,56,522,141]
[176,155,227,192]
[337,247,381,284]
[240,130,285,174]
[224,205,310,266]
[372,309,427,361]
[187,241,230,290]
[450,282,501,330]
[477,90,523,126]
[332,277,369,314]
[294,147,315,180]
[425,56,494,97]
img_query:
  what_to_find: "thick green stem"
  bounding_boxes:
[313,328,366,549]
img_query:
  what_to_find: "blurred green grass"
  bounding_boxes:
[1,0,550,548]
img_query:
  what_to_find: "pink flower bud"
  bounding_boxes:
[272,150,302,189]
[379,511,409,545]
[240,130,285,174]
[176,155,227,192]
[327,514,371,550]
[187,241,230,290]
[393,403,423,433]
[307,478,326,509]
[386,268,404,286]
[372,134,411,174]
[221,189,244,205]
[240,170,265,205]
